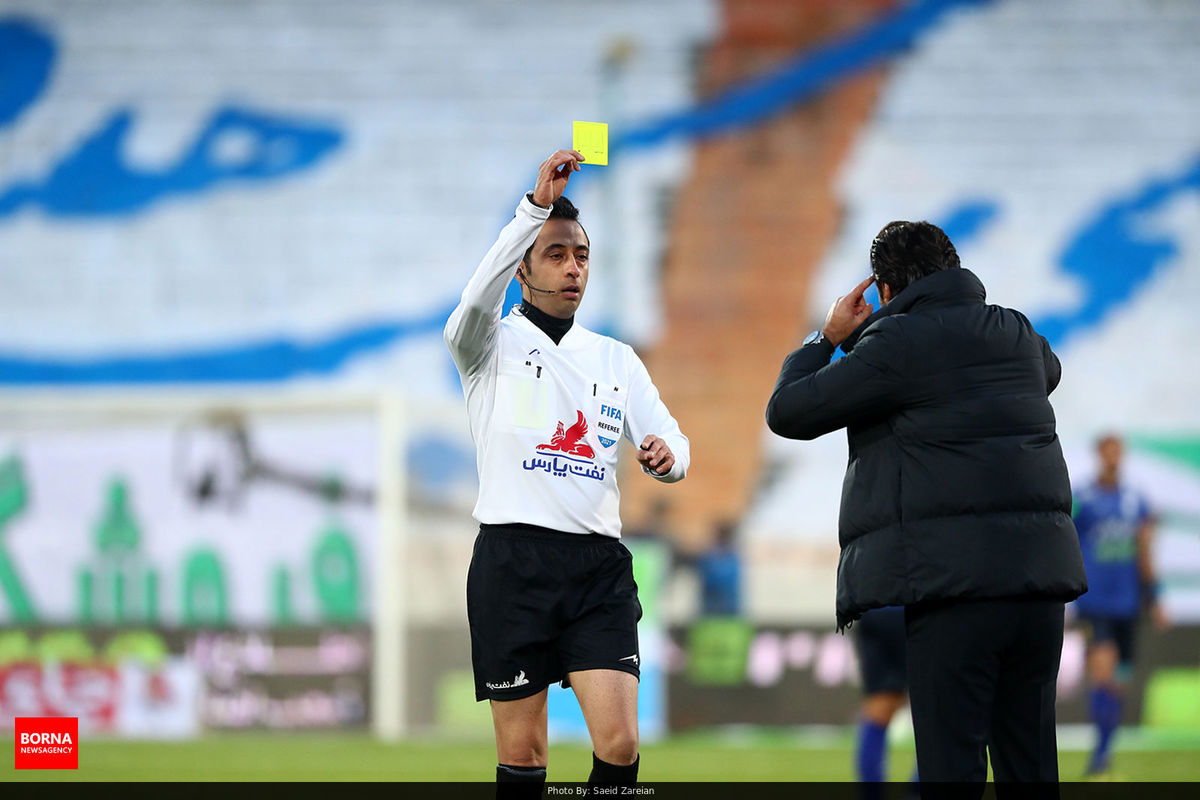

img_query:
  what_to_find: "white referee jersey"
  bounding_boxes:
[444,195,690,537]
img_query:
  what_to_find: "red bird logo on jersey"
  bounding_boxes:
[537,410,596,459]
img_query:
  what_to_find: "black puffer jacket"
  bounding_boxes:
[767,268,1087,630]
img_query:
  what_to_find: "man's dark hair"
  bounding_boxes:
[547,195,580,222]
[869,220,960,295]
[522,196,586,267]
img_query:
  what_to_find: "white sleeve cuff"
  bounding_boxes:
[642,460,684,483]
[520,193,553,220]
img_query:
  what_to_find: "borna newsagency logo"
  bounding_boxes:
[14,717,79,770]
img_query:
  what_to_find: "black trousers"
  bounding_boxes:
[905,598,1064,792]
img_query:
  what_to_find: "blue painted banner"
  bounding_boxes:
[0,0,990,383]
[0,18,54,128]
[0,107,343,219]
[7,0,1187,382]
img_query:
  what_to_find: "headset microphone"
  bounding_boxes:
[521,267,558,294]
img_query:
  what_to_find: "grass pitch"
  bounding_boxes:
[4,729,1197,782]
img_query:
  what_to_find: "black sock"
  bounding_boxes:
[588,752,639,786]
[496,763,546,800]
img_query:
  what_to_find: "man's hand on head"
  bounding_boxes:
[532,150,585,208]
[821,275,876,347]
[637,435,675,476]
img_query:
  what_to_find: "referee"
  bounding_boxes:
[445,149,689,795]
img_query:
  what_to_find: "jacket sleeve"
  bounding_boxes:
[624,347,690,483]
[1040,335,1061,395]
[766,320,909,441]
[443,195,551,376]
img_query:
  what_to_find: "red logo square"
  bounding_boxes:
[13,717,78,770]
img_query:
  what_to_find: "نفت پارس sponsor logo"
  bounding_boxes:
[522,411,606,481]
[485,670,530,691]
[536,411,595,458]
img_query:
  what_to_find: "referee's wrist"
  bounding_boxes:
[526,191,550,210]
[642,462,671,479]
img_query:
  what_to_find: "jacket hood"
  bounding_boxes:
[842,268,987,353]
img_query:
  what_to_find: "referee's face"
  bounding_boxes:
[522,218,590,319]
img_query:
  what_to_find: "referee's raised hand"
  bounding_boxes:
[531,149,585,207]
[637,435,675,476]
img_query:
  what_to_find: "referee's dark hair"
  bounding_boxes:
[869,220,960,296]
[522,196,588,268]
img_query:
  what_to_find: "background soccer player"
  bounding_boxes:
[444,149,689,796]
[1073,433,1167,777]
[852,606,914,788]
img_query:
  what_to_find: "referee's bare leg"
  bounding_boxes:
[491,690,548,765]
[491,690,548,797]
[571,668,640,783]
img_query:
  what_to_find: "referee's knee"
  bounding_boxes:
[497,743,548,768]
[495,730,548,767]
[593,727,638,766]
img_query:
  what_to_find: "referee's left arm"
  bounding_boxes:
[625,349,689,483]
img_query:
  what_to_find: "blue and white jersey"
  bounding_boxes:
[1073,482,1151,618]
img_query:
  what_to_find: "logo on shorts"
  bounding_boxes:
[619,654,639,667]
[486,670,530,691]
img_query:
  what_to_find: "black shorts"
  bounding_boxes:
[1080,614,1138,668]
[467,523,642,702]
[854,606,908,695]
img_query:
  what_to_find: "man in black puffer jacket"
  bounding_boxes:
[767,221,1087,788]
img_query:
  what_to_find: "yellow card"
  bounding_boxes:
[573,121,608,166]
